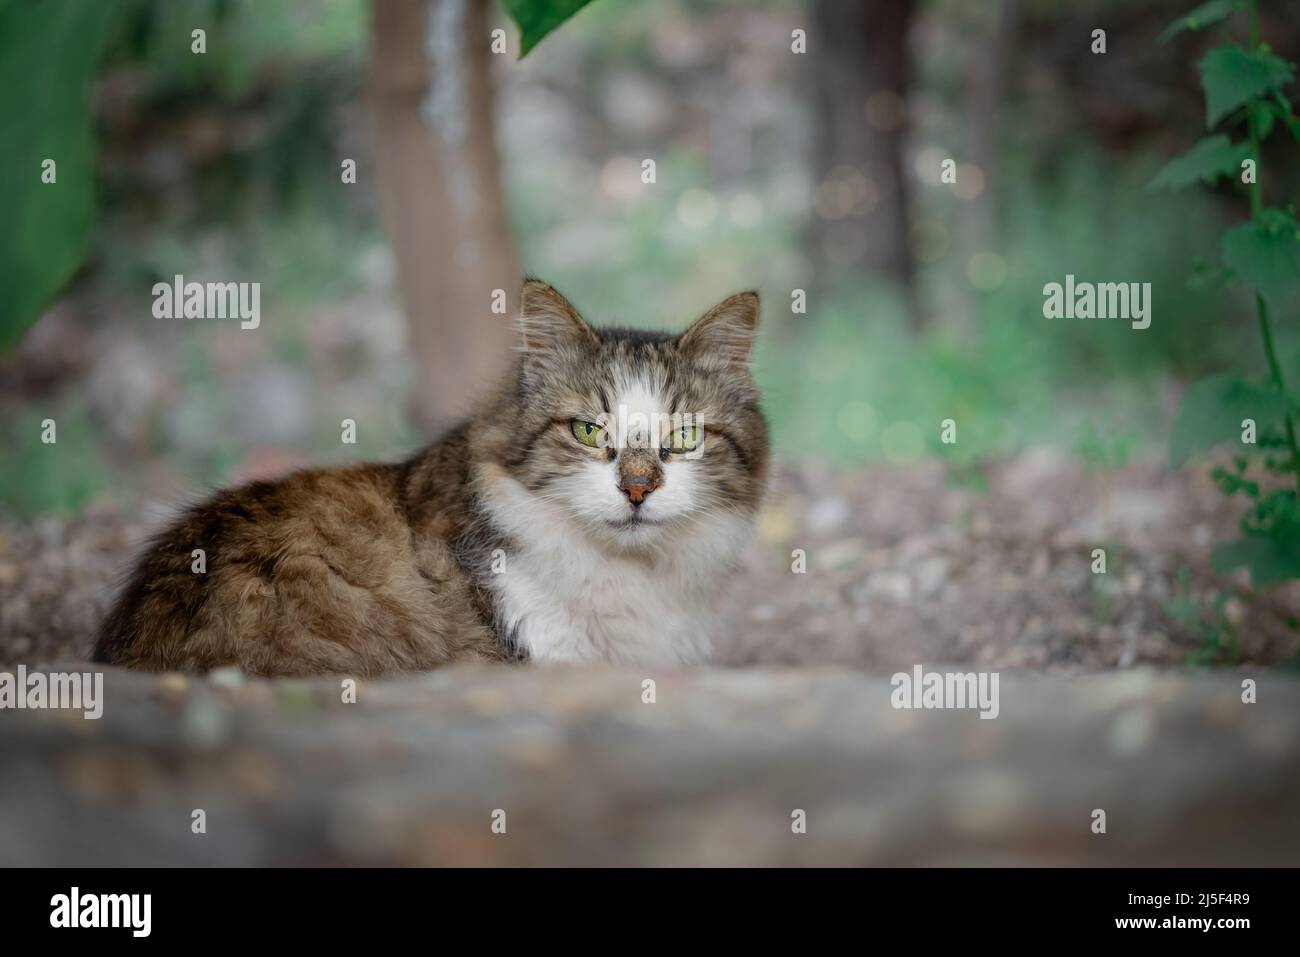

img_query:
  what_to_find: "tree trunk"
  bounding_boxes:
[963,0,1017,268]
[369,0,519,435]
[943,0,1017,332]
[810,0,915,302]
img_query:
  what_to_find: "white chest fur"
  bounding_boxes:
[481,477,752,666]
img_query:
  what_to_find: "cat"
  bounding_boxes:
[92,279,769,676]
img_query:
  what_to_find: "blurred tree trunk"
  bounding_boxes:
[947,0,1018,332]
[963,0,1017,267]
[810,0,915,312]
[369,0,518,435]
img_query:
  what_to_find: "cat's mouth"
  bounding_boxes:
[606,515,665,530]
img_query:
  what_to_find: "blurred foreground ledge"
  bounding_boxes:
[1,664,1296,866]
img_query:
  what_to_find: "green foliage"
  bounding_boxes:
[1166,569,1241,666]
[1206,456,1300,583]
[0,0,119,352]
[1167,373,1289,466]
[501,0,600,57]
[0,0,375,358]
[1212,508,1300,582]
[1075,423,1135,471]
[1147,135,1251,190]
[1158,0,1245,44]
[1220,209,1300,304]
[0,404,110,516]
[1198,44,1294,128]
[1159,0,1300,592]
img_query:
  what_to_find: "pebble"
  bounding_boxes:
[180,689,230,749]
[915,557,949,597]
[157,673,189,702]
[208,666,245,690]
[805,496,851,534]
[868,572,912,602]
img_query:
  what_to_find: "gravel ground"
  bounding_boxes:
[2,447,1298,671]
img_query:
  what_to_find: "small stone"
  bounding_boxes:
[157,673,189,701]
[868,572,912,602]
[805,496,851,534]
[1224,597,1246,626]
[180,690,229,749]
[208,666,245,690]
[915,557,949,597]
[756,503,797,545]
[818,538,863,569]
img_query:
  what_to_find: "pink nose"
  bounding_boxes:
[619,473,658,504]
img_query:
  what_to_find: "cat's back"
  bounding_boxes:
[93,453,501,676]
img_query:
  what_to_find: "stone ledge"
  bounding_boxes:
[1,664,1297,865]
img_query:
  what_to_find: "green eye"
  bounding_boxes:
[571,419,604,447]
[666,425,702,453]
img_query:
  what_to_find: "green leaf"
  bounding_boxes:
[1221,210,1300,304]
[1169,373,1289,467]
[1249,100,1275,140]
[0,0,119,352]
[1199,45,1295,128]
[1212,533,1300,584]
[1159,0,1244,44]
[1147,135,1251,190]
[501,0,599,58]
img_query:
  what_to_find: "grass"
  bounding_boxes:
[1166,567,1241,667]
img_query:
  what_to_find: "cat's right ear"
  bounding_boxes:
[518,279,599,355]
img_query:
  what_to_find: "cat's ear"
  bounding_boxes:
[678,291,759,365]
[518,279,599,354]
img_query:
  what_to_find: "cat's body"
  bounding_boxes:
[93,281,768,675]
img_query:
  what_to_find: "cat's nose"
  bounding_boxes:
[619,472,659,505]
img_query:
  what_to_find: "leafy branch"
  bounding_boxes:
[1152,0,1300,585]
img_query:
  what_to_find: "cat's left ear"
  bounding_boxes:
[518,278,599,354]
[678,291,760,366]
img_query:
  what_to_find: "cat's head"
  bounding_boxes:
[479,279,769,554]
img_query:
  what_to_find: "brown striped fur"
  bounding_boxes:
[93,280,768,675]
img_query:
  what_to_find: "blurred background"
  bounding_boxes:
[3,0,1300,673]
[5,0,1299,517]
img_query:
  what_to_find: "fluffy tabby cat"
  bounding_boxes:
[93,280,769,675]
